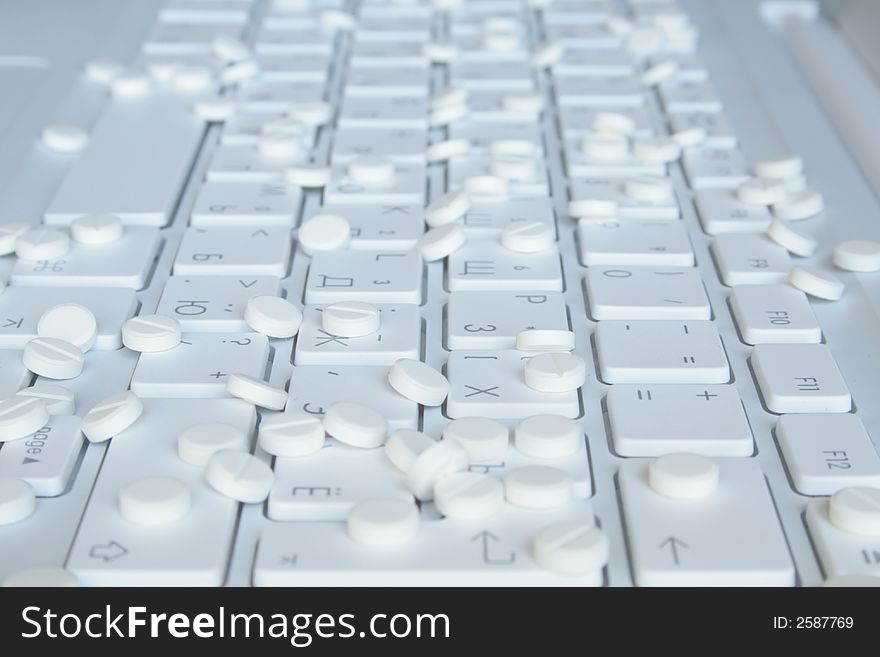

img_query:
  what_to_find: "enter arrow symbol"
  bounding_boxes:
[659,536,688,566]
[471,530,516,565]
[21,457,39,465]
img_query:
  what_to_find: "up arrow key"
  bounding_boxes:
[251,229,269,238]
[22,457,39,465]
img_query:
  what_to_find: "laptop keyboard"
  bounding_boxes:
[2,0,880,587]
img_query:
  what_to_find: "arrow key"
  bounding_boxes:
[0,416,84,497]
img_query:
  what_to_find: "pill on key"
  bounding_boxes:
[287,101,333,127]
[580,134,629,161]
[425,189,471,228]
[828,487,880,536]
[0,397,50,443]
[118,477,192,525]
[406,439,470,501]
[417,223,466,262]
[384,429,435,473]
[649,453,719,499]
[766,219,817,257]
[15,228,70,261]
[193,97,236,122]
[515,414,581,459]
[568,198,618,219]
[754,154,803,180]
[772,188,824,220]
[523,352,586,393]
[442,417,508,461]
[500,219,555,253]
[81,390,144,443]
[347,155,396,185]
[832,240,880,272]
[736,177,788,206]
[122,314,182,352]
[178,422,248,466]
[624,175,674,203]
[321,301,380,337]
[284,164,332,188]
[347,498,419,547]
[258,133,302,160]
[788,266,845,301]
[533,523,609,576]
[2,566,79,587]
[16,385,75,415]
[206,450,274,503]
[0,477,36,525]
[36,303,98,352]
[592,111,636,137]
[298,213,351,255]
[434,471,504,519]
[226,373,288,410]
[490,155,537,181]
[42,124,89,153]
[22,337,84,380]
[323,401,387,448]
[259,411,325,457]
[388,359,450,406]
[70,213,124,244]
[632,136,681,164]
[641,60,678,86]
[244,295,303,338]
[426,138,470,163]
[515,329,575,352]
[463,174,509,197]
[504,465,572,509]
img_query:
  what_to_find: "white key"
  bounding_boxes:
[659,79,722,113]
[450,121,544,154]
[729,285,821,344]
[711,234,792,285]
[269,441,412,520]
[0,287,136,350]
[345,66,429,97]
[570,178,680,220]
[619,458,794,586]
[331,128,427,165]
[156,275,282,332]
[323,163,426,206]
[0,398,50,444]
[122,315,182,353]
[555,76,644,107]
[447,291,569,350]
[244,295,302,338]
[255,53,331,82]
[254,503,602,586]
[207,144,304,182]
[0,416,83,496]
[295,304,419,365]
[523,353,586,393]
[450,60,534,90]
[807,494,880,577]
[349,498,415,547]
[323,402,387,449]
[460,198,555,237]
[447,242,563,292]
[80,390,143,443]
[11,228,160,289]
[178,422,248,466]
[131,332,269,398]
[191,181,302,226]
[751,343,851,413]
[45,93,203,226]
[173,226,291,277]
[607,384,753,457]
[447,351,579,419]
[585,266,710,320]
[235,81,324,112]
[143,21,242,54]
[577,220,694,267]
[288,365,417,432]
[777,414,880,495]
[70,214,124,244]
[552,49,635,77]
[15,385,75,415]
[2,566,79,587]
[22,338,83,380]
[67,399,255,585]
[221,112,316,147]
[596,320,730,384]
[118,477,192,525]
[695,189,772,235]
[683,148,750,189]
[668,111,737,149]
[320,203,423,251]
[0,476,35,525]
[564,140,665,178]
[305,250,422,304]
[339,96,428,129]
[388,359,449,407]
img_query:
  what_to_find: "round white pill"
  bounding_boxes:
[212,35,250,62]
[284,164,332,188]
[672,126,707,148]
[533,524,609,576]
[580,134,629,161]
[0,223,29,255]
[16,385,75,415]
[515,329,575,352]
[70,213,124,244]
[515,415,580,459]
[591,111,636,137]
[431,84,467,109]
[178,422,247,466]
[2,566,79,587]
[347,155,395,185]
[347,498,419,547]
[417,223,466,262]
[632,136,681,164]
[523,352,586,393]
[832,240,880,272]
[788,266,845,301]
[641,60,678,86]
[0,397,49,443]
[489,155,537,181]
[261,118,307,139]
[504,465,572,509]
[426,138,471,163]
[323,401,387,448]
[766,220,817,257]
[463,175,509,198]
[0,477,36,525]
[422,41,459,63]
[81,390,143,443]
[193,97,236,122]
[257,133,302,160]
[42,124,89,153]
[111,71,152,97]
[736,177,788,206]
[772,188,824,220]
[36,305,95,355]
[406,439,470,501]
[625,27,664,56]
[490,140,538,158]
[244,295,303,338]
[225,373,287,410]
[624,175,674,203]
[220,59,260,84]
[434,472,504,519]
[755,154,803,180]
[259,411,325,457]
[298,213,351,255]
[500,219,555,253]
[829,487,880,536]
[385,429,435,473]
[388,359,450,406]
[425,189,471,228]
[85,58,124,84]
[22,337,84,380]
[649,453,719,499]
[442,417,508,461]
[15,228,70,261]
[321,301,380,337]
[568,198,618,219]
[206,450,274,503]
[119,477,192,525]
[122,314,182,352]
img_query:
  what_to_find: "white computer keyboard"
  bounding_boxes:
[1,0,880,588]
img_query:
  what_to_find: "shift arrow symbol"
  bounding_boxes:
[659,537,688,565]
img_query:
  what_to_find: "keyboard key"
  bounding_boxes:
[191,181,302,226]
[695,189,772,235]
[751,343,851,413]
[619,458,795,586]
[559,105,656,138]
[330,128,427,164]
[173,226,292,276]
[66,398,256,585]
[595,320,729,384]
[658,79,723,113]
[319,204,422,250]
[235,80,325,111]
[305,250,422,304]
[447,242,563,292]
[806,497,880,579]
[446,291,569,350]
[0,416,84,497]
[577,220,694,267]
[668,111,737,149]
[564,139,665,178]
[143,21,242,55]
[729,284,821,344]
[555,76,644,107]
[711,234,791,285]
[37,350,138,414]
[206,144,304,182]
[460,198,555,237]
[585,266,710,320]
[323,163,426,205]
[777,414,880,495]
[570,178,680,220]
[338,96,428,129]
[446,351,580,419]
[130,332,269,398]
[607,384,753,457]
[683,147,750,189]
